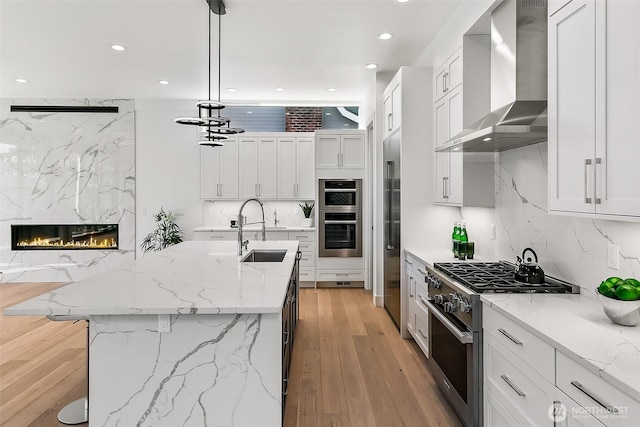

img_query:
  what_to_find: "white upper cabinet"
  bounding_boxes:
[383,78,402,139]
[276,135,315,199]
[433,47,463,103]
[316,131,365,170]
[549,0,640,219]
[434,85,463,147]
[238,136,277,199]
[200,137,239,199]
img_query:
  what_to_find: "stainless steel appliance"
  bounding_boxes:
[383,132,401,328]
[422,261,579,427]
[318,179,362,258]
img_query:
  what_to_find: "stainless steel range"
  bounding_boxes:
[422,261,579,427]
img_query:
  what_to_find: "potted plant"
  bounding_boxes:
[299,202,314,227]
[140,208,184,254]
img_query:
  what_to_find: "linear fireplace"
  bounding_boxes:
[11,224,119,250]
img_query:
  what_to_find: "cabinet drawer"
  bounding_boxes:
[483,306,554,383]
[298,251,315,268]
[316,270,363,281]
[484,386,522,427]
[297,241,315,252]
[556,351,640,426]
[299,268,315,282]
[289,231,315,242]
[484,332,555,427]
[193,231,236,241]
[405,252,428,277]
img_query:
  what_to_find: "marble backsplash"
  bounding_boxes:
[484,143,640,295]
[202,199,317,228]
[0,98,135,282]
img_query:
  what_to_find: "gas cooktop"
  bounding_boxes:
[434,261,579,294]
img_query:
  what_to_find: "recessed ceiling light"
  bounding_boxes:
[377,33,393,40]
[227,88,237,92]
[158,80,169,85]
[483,137,492,141]
[246,111,253,114]
[111,44,126,51]
[395,0,411,3]
[327,87,337,92]
[15,78,28,83]
[365,63,378,69]
[275,87,285,92]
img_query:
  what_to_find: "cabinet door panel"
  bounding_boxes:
[316,135,340,168]
[258,137,277,199]
[434,98,449,146]
[296,137,315,199]
[448,49,463,91]
[448,151,463,206]
[448,86,463,139]
[201,146,221,199]
[548,1,597,213]
[434,65,447,102]
[238,137,258,198]
[434,151,450,204]
[341,134,365,169]
[218,139,239,199]
[276,137,296,199]
[391,85,402,134]
[597,0,640,216]
[384,93,394,138]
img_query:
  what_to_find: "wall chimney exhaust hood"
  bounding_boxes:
[436,0,548,153]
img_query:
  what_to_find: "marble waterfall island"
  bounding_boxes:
[4,240,300,427]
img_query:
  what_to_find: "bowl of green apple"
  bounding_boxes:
[596,277,640,326]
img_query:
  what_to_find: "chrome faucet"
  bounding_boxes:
[237,198,266,256]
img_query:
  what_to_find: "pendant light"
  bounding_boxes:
[175,0,244,147]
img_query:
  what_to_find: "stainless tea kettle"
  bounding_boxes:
[515,248,545,284]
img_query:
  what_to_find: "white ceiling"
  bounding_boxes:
[0,0,461,104]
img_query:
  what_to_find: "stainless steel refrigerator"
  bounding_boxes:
[383,131,401,329]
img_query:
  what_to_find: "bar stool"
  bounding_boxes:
[46,315,89,425]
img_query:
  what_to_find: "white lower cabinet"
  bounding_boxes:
[193,230,236,241]
[289,231,315,287]
[483,304,639,426]
[404,251,429,356]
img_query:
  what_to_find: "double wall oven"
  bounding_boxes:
[421,261,579,427]
[318,179,362,258]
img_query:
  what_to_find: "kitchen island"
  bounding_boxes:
[4,240,300,427]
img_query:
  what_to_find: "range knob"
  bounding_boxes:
[427,273,442,289]
[459,299,472,313]
[433,294,445,304]
[444,301,455,313]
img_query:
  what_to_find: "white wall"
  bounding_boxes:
[135,99,203,257]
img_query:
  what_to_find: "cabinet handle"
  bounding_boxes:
[219,184,223,197]
[409,277,414,298]
[282,378,289,396]
[406,259,413,265]
[584,158,592,204]
[294,235,308,239]
[336,273,349,277]
[594,157,602,204]
[552,401,568,427]
[418,328,427,339]
[445,72,449,92]
[443,177,449,199]
[216,183,220,197]
[442,74,446,93]
[388,113,393,131]
[498,328,523,345]
[283,330,289,345]
[209,235,224,240]
[500,375,526,397]
[570,381,618,413]
[417,268,426,276]
[341,153,344,167]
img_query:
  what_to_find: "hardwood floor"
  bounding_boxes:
[0,284,461,427]
[284,288,462,427]
[0,282,87,427]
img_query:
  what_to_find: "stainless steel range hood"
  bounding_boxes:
[436,0,548,153]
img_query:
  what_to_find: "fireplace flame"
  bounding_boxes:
[18,237,117,249]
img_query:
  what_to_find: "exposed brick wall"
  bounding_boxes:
[285,107,322,132]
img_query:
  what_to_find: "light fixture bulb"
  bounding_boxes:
[111,44,125,51]
[15,78,28,83]
[377,33,393,40]
[158,80,169,85]
[227,88,237,92]
[365,63,378,69]
[483,137,492,142]
[327,88,337,92]
[275,87,285,92]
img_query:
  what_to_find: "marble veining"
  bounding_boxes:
[4,240,299,316]
[203,200,315,228]
[482,293,640,402]
[0,98,135,282]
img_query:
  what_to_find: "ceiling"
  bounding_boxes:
[0,0,461,104]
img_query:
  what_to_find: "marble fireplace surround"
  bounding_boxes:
[0,99,135,282]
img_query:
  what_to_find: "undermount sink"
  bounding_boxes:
[241,249,287,263]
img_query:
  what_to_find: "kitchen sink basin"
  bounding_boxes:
[241,249,287,263]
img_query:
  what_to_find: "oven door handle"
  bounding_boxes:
[323,220,358,224]
[419,296,473,344]
[323,189,357,193]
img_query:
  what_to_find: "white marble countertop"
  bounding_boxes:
[4,240,299,317]
[482,293,640,402]
[405,248,489,267]
[194,226,315,232]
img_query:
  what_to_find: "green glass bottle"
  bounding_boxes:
[459,221,468,243]
[452,221,460,256]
